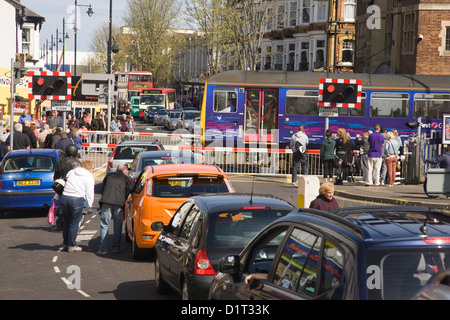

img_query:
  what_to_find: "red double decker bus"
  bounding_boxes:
[116,71,153,113]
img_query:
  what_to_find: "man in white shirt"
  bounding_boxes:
[290,125,309,186]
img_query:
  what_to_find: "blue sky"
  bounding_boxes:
[21,0,128,53]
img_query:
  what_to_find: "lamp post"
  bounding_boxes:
[106,0,119,121]
[73,1,94,75]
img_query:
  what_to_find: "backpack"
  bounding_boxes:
[295,139,306,154]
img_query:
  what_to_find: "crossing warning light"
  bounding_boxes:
[28,71,71,100]
[319,78,362,108]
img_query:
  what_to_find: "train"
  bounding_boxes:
[199,70,450,148]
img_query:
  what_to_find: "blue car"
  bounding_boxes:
[0,149,64,215]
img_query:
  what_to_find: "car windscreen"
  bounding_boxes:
[184,112,200,120]
[114,145,159,160]
[169,112,181,118]
[207,208,292,247]
[153,176,230,197]
[140,94,164,106]
[142,155,198,167]
[366,248,450,300]
[2,155,55,173]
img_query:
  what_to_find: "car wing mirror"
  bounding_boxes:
[218,255,240,275]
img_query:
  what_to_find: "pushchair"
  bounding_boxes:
[334,153,357,184]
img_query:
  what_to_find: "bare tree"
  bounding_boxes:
[123,0,183,87]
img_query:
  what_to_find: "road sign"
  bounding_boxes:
[28,71,71,100]
[81,73,114,96]
[51,100,72,112]
[319,106,339,117]
[318,78,362,108]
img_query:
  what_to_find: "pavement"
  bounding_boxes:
[332,179,450,211]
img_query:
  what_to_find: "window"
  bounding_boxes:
[403,12,416,54]
[338,92,366,117]
[342,40,354,65]
[317,1,327,21]
[370,93,409,118]
[286,90,318,115]
[289,1,297,26]
[277,4,285,28]
[2,155,55,173]
[22,28,31,55]
[179,205,201,239]
[439,22,450,56]
[213,89,237,113]
[414,94,450,119]
[208,208,292,247]
[170,202,193,235]
[273,228,321,297]
[319,240,344,298]
[344,0,356,22]
[302,0,311,24]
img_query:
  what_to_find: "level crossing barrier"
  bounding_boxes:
[80,130,340,176]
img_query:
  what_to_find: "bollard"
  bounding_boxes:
[297,175,320,208]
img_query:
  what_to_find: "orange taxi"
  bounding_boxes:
[124,164,235,259]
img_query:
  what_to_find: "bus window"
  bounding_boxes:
[370,92,409,118]
[286,90,318,115]
[213,90,237,113]
[414,94,450,119]
[338,92,366,117]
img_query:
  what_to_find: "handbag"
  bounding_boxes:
[52,178,66,195]
[47,203,58,225]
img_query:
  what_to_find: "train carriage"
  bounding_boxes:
[200,71,450,148]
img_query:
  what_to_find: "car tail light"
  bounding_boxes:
[194,248,215,275]
[109,147,118,169]
[240,206,269,210]
[146,179,152,196]
[423,238,450,245]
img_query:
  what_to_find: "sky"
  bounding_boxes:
[21,0,129,53]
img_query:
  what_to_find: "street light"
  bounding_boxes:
[73,1,94,75]
[107,0,119,74]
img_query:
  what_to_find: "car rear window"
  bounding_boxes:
[366,248,450,300]
[143,156,198,166]
[2,155,55,173]
[114,145,160,160]
[207,208,292,247]
[152,176,230,197]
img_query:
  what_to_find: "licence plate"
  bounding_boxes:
[17,180,41,186]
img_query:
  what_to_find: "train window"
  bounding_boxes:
[370,92,409,118]
[286,90,318,115]
[414,94,450,119]
[338,92,366,117]
[213,89,237,113]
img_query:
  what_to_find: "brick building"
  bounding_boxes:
[355,0,450,75]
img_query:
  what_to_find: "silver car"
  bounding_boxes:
[176,110,200,131]
[106,141,164,172]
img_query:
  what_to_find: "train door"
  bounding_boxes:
[244,89,278,144]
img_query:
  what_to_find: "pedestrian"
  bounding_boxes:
[126,115,136,133]
[97,164,131,255]
[47,111,63,129]
[320,129,336,183]
[426,145,450,168]
[18,109,31,124]
[44,127,61,149]
[54,131,72,152]
[37,124,50,148]
[383,131,399,186]
[290,125,309,186]
[355,130,370,184]
[379,127,388,185]
[120,114,128,132]
[22,120,37,148]
[366,124,385,186]
[58,160,95,252]
[334,128,353,184]
[5,123,31,151]
[53,144,82,231]
[309,182,339,212]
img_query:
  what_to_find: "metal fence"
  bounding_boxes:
[81,131,422,181]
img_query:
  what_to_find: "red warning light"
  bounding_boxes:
[327,85,335,93]
[37,77,45,86]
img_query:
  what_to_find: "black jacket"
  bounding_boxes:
[54,155,81,180]
[99,171,131,207]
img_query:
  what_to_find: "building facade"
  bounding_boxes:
[355,0,450,75]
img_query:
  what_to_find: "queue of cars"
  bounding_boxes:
[143,107,200,132]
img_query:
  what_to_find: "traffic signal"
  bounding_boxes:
[319,78,362,108]
[28,71,72,100]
